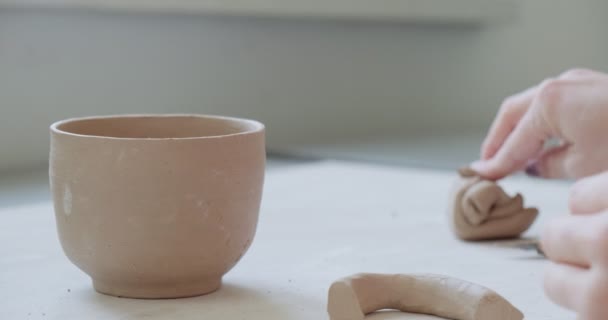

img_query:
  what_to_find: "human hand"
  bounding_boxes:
[471,69,608,180]
[541,171,608,320]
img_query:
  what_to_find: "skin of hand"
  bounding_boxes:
[471,68,608,180]
[473,68,608,318]
[541,171,608,320]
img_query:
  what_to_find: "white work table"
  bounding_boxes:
[0,161,575,319]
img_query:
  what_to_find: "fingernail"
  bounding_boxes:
[470,160,485,172]
[525,162,540,177]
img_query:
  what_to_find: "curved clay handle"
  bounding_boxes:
[327,273,523,320]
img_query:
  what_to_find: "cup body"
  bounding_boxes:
[49,114,265,298]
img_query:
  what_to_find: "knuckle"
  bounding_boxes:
[537,78,566,107]
[533,79,572,130]
[498,95,519,117]
[560,68,592,79]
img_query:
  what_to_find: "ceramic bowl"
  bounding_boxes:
[49,114,265,298]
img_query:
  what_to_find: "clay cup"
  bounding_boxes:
[49,114,265,298]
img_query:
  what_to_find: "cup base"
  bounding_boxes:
[93,277,222,299]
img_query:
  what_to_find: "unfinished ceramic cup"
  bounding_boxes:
[49,114,265,298]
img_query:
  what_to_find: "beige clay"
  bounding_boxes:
[448,168,538,241]
[49,114,266,298]
[327,273,523,320]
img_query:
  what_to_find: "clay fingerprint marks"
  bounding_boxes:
[327,273,523,320]
[449,168,539,241]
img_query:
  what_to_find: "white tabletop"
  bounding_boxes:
[0,161,576,319]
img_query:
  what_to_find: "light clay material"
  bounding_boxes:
[449,168,538,241]
[328,273,523,320]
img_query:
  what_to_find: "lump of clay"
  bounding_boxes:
[448,168,538,241]
[327,273,523,320]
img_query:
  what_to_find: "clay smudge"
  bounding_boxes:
[116,149,126,164]
[63,185,72,216]
[159,211,178,224]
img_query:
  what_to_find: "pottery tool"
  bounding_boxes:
[514,240,546,257]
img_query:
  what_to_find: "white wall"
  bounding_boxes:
[1,1,607,171]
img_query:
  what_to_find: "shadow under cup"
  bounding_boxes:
[49,114,266,299]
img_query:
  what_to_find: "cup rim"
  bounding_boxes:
[50,114,265,141]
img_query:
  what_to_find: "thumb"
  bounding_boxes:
[568,171,608,214]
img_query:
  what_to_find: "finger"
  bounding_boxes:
[472,79,578,180]
[526,144,572,179]
[569,171,608,214]
[481,87,537,160]
[478,70,588,162]
[543,261,589,312]
[540,215,595,267]
[486,68,595,166]
[472,107,551,180]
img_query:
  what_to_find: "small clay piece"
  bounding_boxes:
[448,167,538,241]
[49,114,265,298]
[327,273,523,320]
